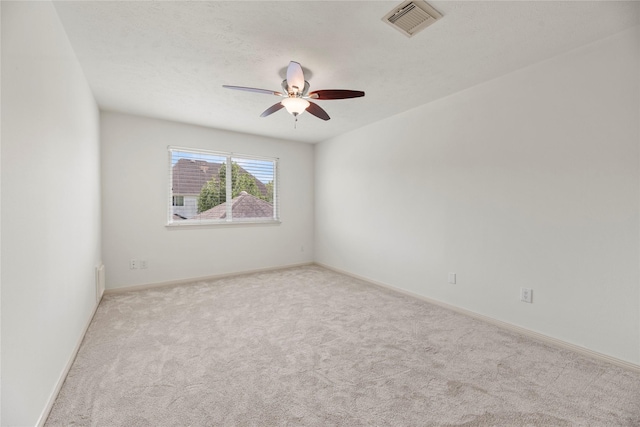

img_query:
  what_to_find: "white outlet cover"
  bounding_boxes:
[448,273,456,284]
[520,288,533,303]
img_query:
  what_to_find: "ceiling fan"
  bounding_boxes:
[223,61,365,124]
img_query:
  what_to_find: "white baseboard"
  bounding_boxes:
[105,262,315,295]
[37,297,102,427]
[315,262,640,374]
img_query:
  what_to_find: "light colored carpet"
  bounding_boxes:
[46,265,640,426]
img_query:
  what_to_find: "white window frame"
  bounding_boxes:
[167,146,279,227]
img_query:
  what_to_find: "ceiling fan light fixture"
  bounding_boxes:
[281,97,310,116]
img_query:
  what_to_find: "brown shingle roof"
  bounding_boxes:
[172,158,268,196]
[191,192,273,220]
[172,158,222,195]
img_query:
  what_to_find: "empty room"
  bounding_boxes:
[2,0,640,426]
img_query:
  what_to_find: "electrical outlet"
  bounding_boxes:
[448,273,456,284]
[520,288,533,303]
[140,260,148,269]
[130,259,138,270]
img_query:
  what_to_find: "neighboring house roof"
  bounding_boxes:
[172,213,187,220]
[172,158,268,196]
[191,191,273,220]
[172,158,222,195]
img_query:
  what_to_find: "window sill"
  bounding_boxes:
[166,219,281,228]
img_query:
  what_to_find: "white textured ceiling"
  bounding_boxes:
[52,1,639,144]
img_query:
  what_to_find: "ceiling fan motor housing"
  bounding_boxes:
[283,80,310,97]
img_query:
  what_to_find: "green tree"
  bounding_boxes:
[265,181,274,203]
[197,162,265,213]
[233,168,260,199]
[197,174,224,213]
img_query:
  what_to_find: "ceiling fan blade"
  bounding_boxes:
[223,85,283,96]
[260,102,285,117]
[306,101,330,121]
[308,90,365,100]
[286,61,305,93]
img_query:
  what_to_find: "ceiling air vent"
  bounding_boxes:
[382,0,442,38]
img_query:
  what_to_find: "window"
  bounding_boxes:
[168,146,279,225]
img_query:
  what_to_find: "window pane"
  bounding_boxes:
[228,157,275,219]
[171,150,226,221]
[169,148,278,225]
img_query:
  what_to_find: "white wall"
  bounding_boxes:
[101,112,314,289]
[315,27,640,364]
[1,2,101,425]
